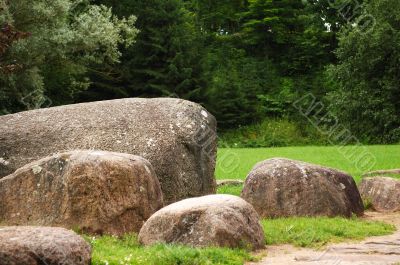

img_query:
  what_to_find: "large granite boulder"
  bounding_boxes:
[360,177,400,212]
[0,98,217,204]
[0,226,91,265]
[138,195,265,250]
[0,150,163,235]
[241,158,364,218]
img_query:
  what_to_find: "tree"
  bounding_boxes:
[184,0,247,34]
[305,0,366,33]
[327,0,400,143]
[201,39,281,128]
[87,0,203,100]
[0,0,138,114]
[0,24,30,75]
[241,0,333,75]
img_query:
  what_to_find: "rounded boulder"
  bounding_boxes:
[241,158,364,218]
[0,226,91,265]
[360,177,400,212]
[138,194,265,250]
[0,150,163,235]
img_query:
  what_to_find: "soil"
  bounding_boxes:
[248,211,400,265]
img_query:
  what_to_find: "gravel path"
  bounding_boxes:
[248,212,400,265]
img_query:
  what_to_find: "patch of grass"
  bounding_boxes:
[216,145,400,182]
[87,234,256,265]
[85,145,399,264]
[262,217,396,248]
[217,185,243,196]
[363,198,373,211]
[86,217,396,264]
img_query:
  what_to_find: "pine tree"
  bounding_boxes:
[88,0,203,100]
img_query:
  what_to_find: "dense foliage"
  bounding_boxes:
[1,0,399,144]
[327,0,400,143]
[0,0,138,114]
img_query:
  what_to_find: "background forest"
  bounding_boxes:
[1,0,399,146]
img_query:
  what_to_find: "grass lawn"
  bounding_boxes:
[262,217,395,248]
[88,234,255,265]
[216,185,243,197]
[88,217,395,265]
[89,145,399,265]
[216,145,400,182]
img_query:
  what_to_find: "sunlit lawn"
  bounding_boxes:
[216,145,400,182]
[88,217,395,264]
[90,145,399,264]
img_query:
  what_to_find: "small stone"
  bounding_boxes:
[31,165,42,174]
[216,179,244,187]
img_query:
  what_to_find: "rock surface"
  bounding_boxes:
[241,158,364,218]
[359,177,400,212]
[138,194,265,250]
[362,169,400,178]
[0,150,163,235]
[0,226,91,265]
[216,179,244,187]
[0,98,217,204]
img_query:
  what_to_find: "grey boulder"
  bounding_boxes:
[0,98,217,204]
[138,194,265,250]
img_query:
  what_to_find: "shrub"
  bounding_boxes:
[219,118,330,148]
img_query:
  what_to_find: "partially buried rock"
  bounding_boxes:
[241,158,364,218]
[0,98,217,205]
[0,150,163,235]
[0,226,91,265]
[216,179,244,187]
[138,194,265,250]
[359,177,400,213]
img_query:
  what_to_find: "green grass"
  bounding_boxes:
[262,217,395,248]
[86,217,395,264]
[87,234,255,265]
[216,145,400,182]
[216,185,243,197]
[89,145,399,264]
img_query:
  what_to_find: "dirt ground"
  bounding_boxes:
[248,212,400,265]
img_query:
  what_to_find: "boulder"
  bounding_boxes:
[241,158,364,218]
[0,226,91,265]
[359,177,400,212]
[138,194,265,250]
[0,150,163,235]
[0,98,217,204]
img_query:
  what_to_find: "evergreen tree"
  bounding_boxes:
[87,0,203,100]
[241,0,333,75]
[184,0,247,34]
